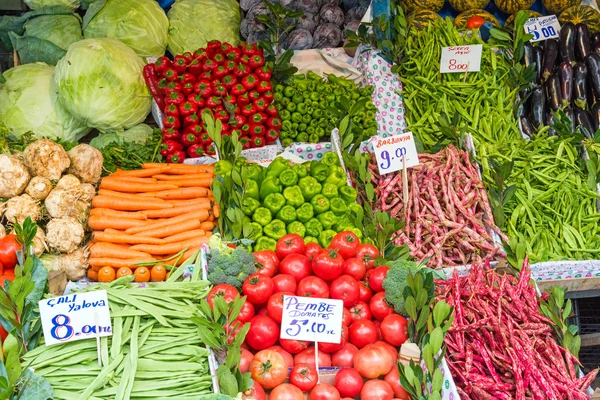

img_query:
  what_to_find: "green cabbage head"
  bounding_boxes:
[54,38,151,132]
[83,0,168,58]
[0,63,89,142]
[167,0,241,55]
[24,0,80,10]
[24,14,82,51]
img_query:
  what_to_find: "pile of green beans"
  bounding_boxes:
[23,269,213,400]
[399,18,521,150]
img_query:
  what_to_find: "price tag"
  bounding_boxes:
[440,45,482,73]
[374,132,419,175]
[280,296,343,344]
[524,15,560,42]
[39,291,112,346]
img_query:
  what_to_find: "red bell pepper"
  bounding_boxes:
[206,96,222,108]
[203,59,217,72]
[179,101,198,116]
[265,128,279,144]
[252,136,265,148]
[193,48,208,61]
[205,142,217,156]
[221,128,231,137]
[234,63,249,78]
[265,103,278,117]
[187,143,205,158]
[249,54,265,69]
[240,136,252,150]
[188,93,205,108]
[251,112,268,124]
[240,55,251,65]
[164,67,178,81]
[215,109,229,122]
[240,123,251,135]
[238,92,250,106]
[250,124,265,137]
[173,55,187,74]
[256,80,272,93]
[224,94,237,106]
[222,74,236,90]
[157,78,168,92]
[194,80,212,97]
[267,117,282,130]
[181,132,198,147]
[231,128,242,137]
[179,73,196,85]
[213,53,225,64]
[182,52,193,62]
[200,70,213,80]
[254,98,267,112]
[212,84,227,97]
[231,83,246,96]
[220,42,233,53]
[166,91,185,105]
[213,65,228,79]
[241,103,256,117]
[143,64,166,110]
[248,90,261,101]
[184,113,199,126]
[165,81,182,94]
[160,140,183,157]
[182,82,195,96]
[207,40,221,54]
[226,48,241,61]
[154,56,172,75]
[167,150,186,163]
[162,115,180,129]
[188,58,202,76]
[225,60,237,73]
[162,127,180,141]
[256,66,272,81]
[165,103,180,117]
[241,43,258,55]
[184,124,203,136]
[231,114,246,128]
[262,91,274,102]
[199,132,211,145]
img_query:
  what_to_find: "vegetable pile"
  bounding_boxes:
[437,260,598,399]
[371,145,506,268]
[144,41,281,162]
[274,71,377,146]
[87,163,216,282]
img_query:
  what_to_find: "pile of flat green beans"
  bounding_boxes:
[399,18,521,150]
[23,270,213,400]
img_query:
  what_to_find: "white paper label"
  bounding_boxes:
[440,45,482,73]
[280,296,343,344]
[524,15,561,42]
[374,132,420,175]
[39,291,112,346]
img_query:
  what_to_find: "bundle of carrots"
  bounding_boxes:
[87,163,217,283]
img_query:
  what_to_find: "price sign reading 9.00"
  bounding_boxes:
[374,132,419,175]
[280,296,343,344]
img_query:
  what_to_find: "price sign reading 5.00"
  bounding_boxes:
[524,15,560,42]
[373,132,419,175]
[280,296,343,344]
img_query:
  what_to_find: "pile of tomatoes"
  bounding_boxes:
[206,231,410,400]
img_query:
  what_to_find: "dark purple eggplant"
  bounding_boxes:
[559,23,576,65]
[592,32,600,47]
[575,107,595,138]
[520,87,532,116]
[585,53,600,99]
[576,23,592,62]
[534,46,544,83]
[545,112,556,136]
[574,62,588,109]
[523,42,535,69]
[520,116,536,137]
[531,86,546,128]
[594,42,600,54]
[591,103,600,132]
[558,62,573,106]
[542,39,559,81]
[544,74,562,111]
[565,105,576,133]
[587,77,597,109]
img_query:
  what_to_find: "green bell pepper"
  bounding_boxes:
[297,133,309,142]
[287,221,306,238]
[264,219,287,240]
[319,229,337,248]
[311,194,330,214]
[241,197,261,216]
[264,193,286,216]
[259,177,282,200]
[310,161,329,182]
[299,176,322,201]
[322,152,339,166]
[297,103,308,114]
[214,160,232,176]
[281,138,293,147]
[245,179,260,201]
[254,236,277,252]
[246,164,264,185]
[292,94,304,104]
[305,218,323,238]
[291,112,303,123]
[286,102,297,113]
[339,186,358,204]
[333,214,352,232]
[304,236,319,244]
[309,134,319,143]
[321,183,339,199]
[296,203,314,223]
[252,207,272,227]
[325,165,347,188]
[347,203,364,218]
[317,211,336,230]
[283,86,296,98]
[348,227,363,240]
[247,222,263,241]
[329,197,347,216]
[279,169,299,187]
[266,158,291,179]
[283,186,305,207]
[293,163,309,179]
[276,205,297,224]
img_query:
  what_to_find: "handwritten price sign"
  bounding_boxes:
[39,291,112,346]
[280,296,343,344]
[524,15,560,42]
[440,45,482,73]
[374,132,419,175]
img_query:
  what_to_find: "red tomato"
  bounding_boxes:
[242,380,266,400]
[331,343,359,367]
[290,363,318,392]
[280,338,310,354]
[466,15,486,29]
[253,250,280,277]
[207,284,239,309]
[0,269,14,288]
[348,319,377,349]
[358,282,373,303]
[354,344,394,379]
[267,345,294,369]
[296,276,329,298]
[280,254,312,282]
[271,384,304,400]
[368,266,389,293]
[273,274,297,293]
[349,301,371,322]
[310,383,340,400]
[342,258,366,281]
[342,307,352,327]
[374,341,398,362]
[334,368,363,397]
[380,314,409,347]
[240,347,254,373]
[361,380,394,400]
[238,300,255,323]
[294,346,332,367]
[266,291,294,323]
[312,249,344,281]
[276,234,306,259]
[374,319,383,341]
[304,242,322,260]
[370,292,394,321]
[356,244,378,270]
[328,231,359,259]
[384,366,411,399]
[0,234,19,269]
[256,307,269,316]
[246,315,279,350]
[250,350,288,389]
[329,275,359,307]
[319,325,347,353]
[243,274,275,305]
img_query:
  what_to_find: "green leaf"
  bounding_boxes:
[416,307,429,332]
[562,300,572,320]
[217,365,238,397]
[225,345,241,370]
[433,301,451,326]
[432,368,444,393]
[14,368,53,400]
[237,371,253,393]
[415,288,428,309]
[429,327,443,354]
[405,297,417,321]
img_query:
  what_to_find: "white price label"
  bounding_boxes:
[374,132,419,175]
[280,296,343,344]
[524,15,560,42]
[440,45,482,73]
[39,291,112,346]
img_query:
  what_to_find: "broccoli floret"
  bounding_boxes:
[207,247,257,289]
[382,259,419,316]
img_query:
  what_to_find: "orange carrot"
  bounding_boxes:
[134,218,202,238]
[130,236,209,255]
[152,187,211,200]
[88,216,147,231]
[90,243,155,260]
[89,258,152,268]
[92,196,173,211]
[140,203,211,218]
[90,209,148,220]
[163,229,206,244]
[207,214,214,222]
[102,176,157,184]
[145,178,212,188]
[97,189,164,201]
[177,246,203,264]
[126,209,209,235]
[165,198,212,207]
[100,180,178,193]
[112,167,169,177]
[213,204,220,218]
[200,221,215,231]
[93,231,166,245]
[143,163,214,173]
[153,173,214,180]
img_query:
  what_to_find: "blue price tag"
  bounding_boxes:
[524,15,561,43]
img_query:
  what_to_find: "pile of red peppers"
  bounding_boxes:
[142,41,281,163]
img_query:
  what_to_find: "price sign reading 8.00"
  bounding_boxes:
[373,132,419,175]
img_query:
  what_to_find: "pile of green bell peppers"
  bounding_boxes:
[240,154,362,252]
[274,71,379,147]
